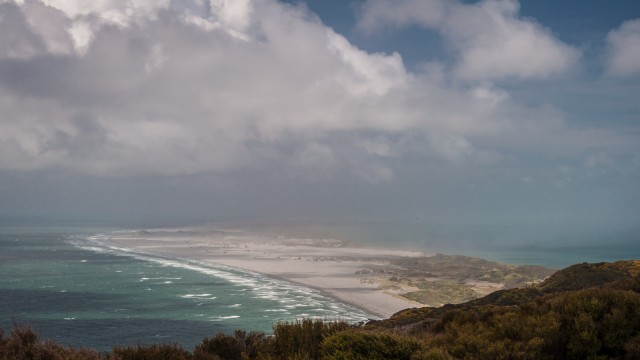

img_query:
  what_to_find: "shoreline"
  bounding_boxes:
[104,228,427,319]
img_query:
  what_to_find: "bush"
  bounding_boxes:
[321,330,421,360]
[194,333,241,360]
[111,343,191,360]
[193,330,271,360]
[0,325,101,360]
[410,347,455,360]
[272,319,350,360]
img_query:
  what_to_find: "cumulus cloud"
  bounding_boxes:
[209,0,253,33]
[38,0,170,26]
[0,0,632,184]
[326,30,407,96]
[0,0,414,178]
[357,0,580,81]
[606,19,640,76]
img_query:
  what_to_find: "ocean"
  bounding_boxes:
[1,223,638,351]
[299,222,640,269]
[0,227,369,351]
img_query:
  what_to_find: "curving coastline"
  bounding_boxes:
[104,227,426,318]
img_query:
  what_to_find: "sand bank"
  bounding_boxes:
[106,228,429,318]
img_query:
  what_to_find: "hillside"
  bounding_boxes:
[366,260,639,326]
[1,260,639,359]
[383,253,553,306]
[364,260,640,359]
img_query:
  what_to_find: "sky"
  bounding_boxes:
[0,0,639,248]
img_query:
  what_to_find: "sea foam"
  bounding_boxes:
[69,233,371,323]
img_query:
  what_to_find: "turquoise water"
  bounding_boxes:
[0,228,369,351]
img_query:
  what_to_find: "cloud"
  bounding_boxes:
[209,0,253,33]
[357,0,580,81]
[0,0,633,184]
[0,0,416,177]
[357,0,446,32]
[37,0,171,26]
[326,30,407,96]
[606,19,640,76]
[0,2,46,59]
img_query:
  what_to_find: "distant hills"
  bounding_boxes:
[2,260,639,359]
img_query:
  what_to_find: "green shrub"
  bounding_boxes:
[272,319,350,360]
[0,325,101,360]
[111,343,191,360]
[410,347,455,360]
[321,330,421,360]
[193,330,272,360]
[194,333,242,360]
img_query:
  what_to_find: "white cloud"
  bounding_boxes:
[0,0,415,177]
[20,0,73,55]
[326,29,408,96]
[209,0,253,33]
[447,0,579,80]
[35,0,172,55]
[470,84,509,108]
[358,0,580,81]
[39,0,170,25]
[184,0,254,40]
[0,0,633,183]
[606,19,640,76]
[68,20,93,54]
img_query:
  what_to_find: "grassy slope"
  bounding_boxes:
[372,254,555,306]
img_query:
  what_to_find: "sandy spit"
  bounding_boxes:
[106,228,429,318]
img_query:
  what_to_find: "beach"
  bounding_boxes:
[105,226,556,320]
[106,228,428,318]
[1,227,556,350]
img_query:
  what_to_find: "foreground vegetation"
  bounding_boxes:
[2,260,640,359]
